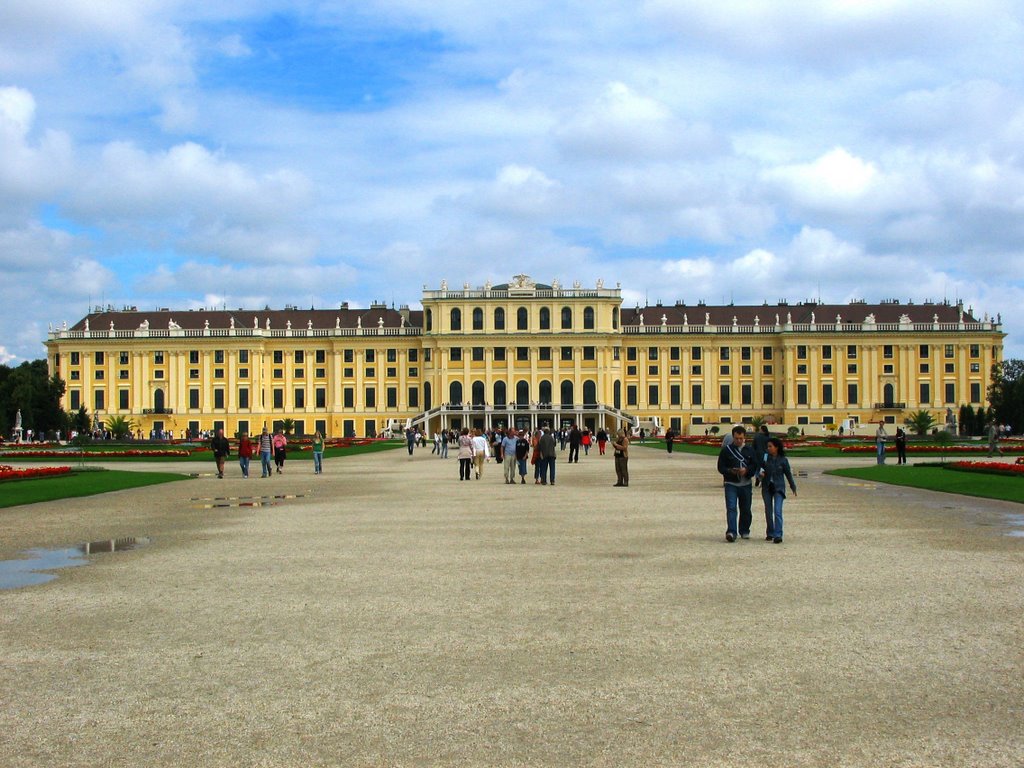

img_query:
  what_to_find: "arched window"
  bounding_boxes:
[472,307,484,331]
[539,307,550,330]
[494,307,505,330]
[883,383,895,405]
[424,382,432,410]
[450,308,462,331]
[425,309,432,332]
[154,388,165,412]
[516,380,530,405]
[612,307,619,330]
[561,307,572,330]
[517,307,529,330]
[539,380,552,405]
[472,380,485,405]
[583,306,595,330]
[493,381,507,407]
[449,381,463,404]
[583,380,597,405]
[614,380,622,409]
[560,380,574,407]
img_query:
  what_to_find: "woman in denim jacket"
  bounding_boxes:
[758,437,797,543]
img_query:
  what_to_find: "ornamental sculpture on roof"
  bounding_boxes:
[510,274,534,289]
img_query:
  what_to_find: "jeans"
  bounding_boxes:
[313,452,323,474]
[239,456,250,478]
[761,487,784,539]
[724,483,753,538]
[540,457,556,484]
[876,443,885,464]
[261,450,272,477]
[517,458,527,477]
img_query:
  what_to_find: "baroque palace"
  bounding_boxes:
[45,275,1004,438]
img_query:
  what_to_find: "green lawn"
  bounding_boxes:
[0,440,405,462]
[826,465,1024,504]
[0,470,188,509]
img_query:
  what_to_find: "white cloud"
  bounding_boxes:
[0,345,16,365]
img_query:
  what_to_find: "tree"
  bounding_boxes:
[988,360,1024,432]
[905,409,937,436]
[280,418,295,436]
[0,360,67,438]
[105,414,137,440]
[71,405,91,436]
[749,415,766,431]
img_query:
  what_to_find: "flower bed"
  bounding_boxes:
[948,461,1024,476]
[0,449,191,458]
[0,465,72,481]
[841,444,1024,454]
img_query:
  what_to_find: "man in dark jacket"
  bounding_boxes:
[568,424,582,463]
[538,427,558,485]
[211,428,230,479]
[717,425,757,541]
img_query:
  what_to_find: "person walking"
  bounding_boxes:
[258,427,273,477]
[237,431,253,478]
[532,428,544,484]
[211,428,230,479]
[758,437,797,543]
[875,421,887,465]
[596,428,608,456]
[664,426,676,454]
[612,428,630,487]
[753,425,770,464]
[718,425,756,542]
[582,429,592,456]
[405,427,417,457]
[471,428,490,479]
[457,428,474,481]
[312,430,325,474]
[538,426,557,485]
[272,429,288,474]
[567,424,581,463]
[501,428,518,484]
[515,430,531,484]
[987,422,1003,457]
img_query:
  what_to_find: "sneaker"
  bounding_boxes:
[521,478,526,484]
[765,536,773,541]
[773,537,783,544]
[726,533,736,542]
[740,534,750,539]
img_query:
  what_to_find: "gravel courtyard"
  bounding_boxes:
[1,445,1022,767]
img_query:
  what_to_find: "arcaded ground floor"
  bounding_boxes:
[1,448,1022,766]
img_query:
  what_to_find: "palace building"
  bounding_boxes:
[45,275,1004,438]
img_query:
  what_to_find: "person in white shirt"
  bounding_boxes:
[471,428,490,480]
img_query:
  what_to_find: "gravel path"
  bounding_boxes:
[1,446,1022,767]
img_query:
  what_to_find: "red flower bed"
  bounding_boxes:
[0,449,191,458]
[841,444,1024,454]
[949,461,1024,476]
[0,465,72,481]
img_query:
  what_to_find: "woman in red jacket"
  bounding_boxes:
[238,432,254,478]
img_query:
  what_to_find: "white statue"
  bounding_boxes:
[229,316,235,329]
[307,319,313,330]
[286,320,291,330]
[705,312,710,325]
[378,317,384,328]
[357,317,362,329]
[140,319,150,330]
[84,319,90,332]
[596,278,604,289]
[266,318,271,329]
[254,316,259,329]
[109,321,115,331]
[335,317,341,329]
[661,314,667,326]
[204,319,210,330]
[639,313,645,326]
[440,279,448,291]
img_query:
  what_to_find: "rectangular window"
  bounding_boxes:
[741,383,752,405]
[847,363,857,374]
[583,346,596,360]
[627,385,638,406]
[94,390,104,411]
[649,347,659,360]
[969,344,980,358]
[190,369,199,379]
[796,345,806,360]
[822,383,833,405]
[763,384,774,405]
[627,347,637,361]
[847,383,858,405]
[883,345,894,359]
[119,369,128,380]
[720,365,730,375]
[763,365,773,375]
[316,349,326,364]
[189,389,200,409]
[691,346,702,360]
[919,363,929,374]
[344,388,354,408]
[847,345,857,359]
[215,350,225,364]
[691,365,701,375]
[648,365,658,376]
[386,387,397,408]
[273,369,283,379]
[119,389,129,409]
[387,349,397,363]
[670,347,680,361]
[239,388,250,409]
[720,347,731,361]
[741,346,751,361]
[945,383,955,404]
[741,365,752,376]
[70,352,80,365]
[424,349,431,362]
[822,364,832,375]
[294,389,305,408]
[95,370,104,380]
[692,384,702,405]
[670,365,680,375]
[945,345,954,358]
[70,390,81,410]
[344,368,353,377]
[408,349,418,362]
[720,384,731,405]
[670,384,681,406]
[472,347,484,361]
[627,366,637,376]
[365,350,375,363]
[797,383,808,405]
[493,347,506,361]
[273,389,284,408]
[920,382,931,403]
[315,368,326,378]
[239,350,249,363]
[315,388,326,408]
[95,351,105,365]
[919,344,930,357]
[119,351,129,365]
[294,368,304,378]
[449,348,462,362]
[762,346,773,361]
[883,365,894,374]
[797,364,807,375]
[970,362,980,373]
[539,347,551,361]
[945,363,955,373]
[408,387,419,409]
[365,387,376,408]
[344,349,354,363]
[971,382,981,402]
[154,370,163,379]
[214,389,225,409]
[648,385,659,406]
[215,368,224,379]
[822,345,832,359]
[517,347,529,361]
[292,350,303,364]
[273,351,283,364]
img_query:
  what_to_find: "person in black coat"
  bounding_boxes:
[210,428,230,479]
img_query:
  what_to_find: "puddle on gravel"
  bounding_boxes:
[1005,514,1024,537]
[0,537,150,590]
[190,494,306,509]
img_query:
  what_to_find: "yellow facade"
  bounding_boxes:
[45,277,1004,437]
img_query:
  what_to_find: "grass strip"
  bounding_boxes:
[0,440,405,463]
[826,465,1024,504]
[0,469,187,509]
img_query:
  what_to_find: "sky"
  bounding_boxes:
[1,0,1023,363]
